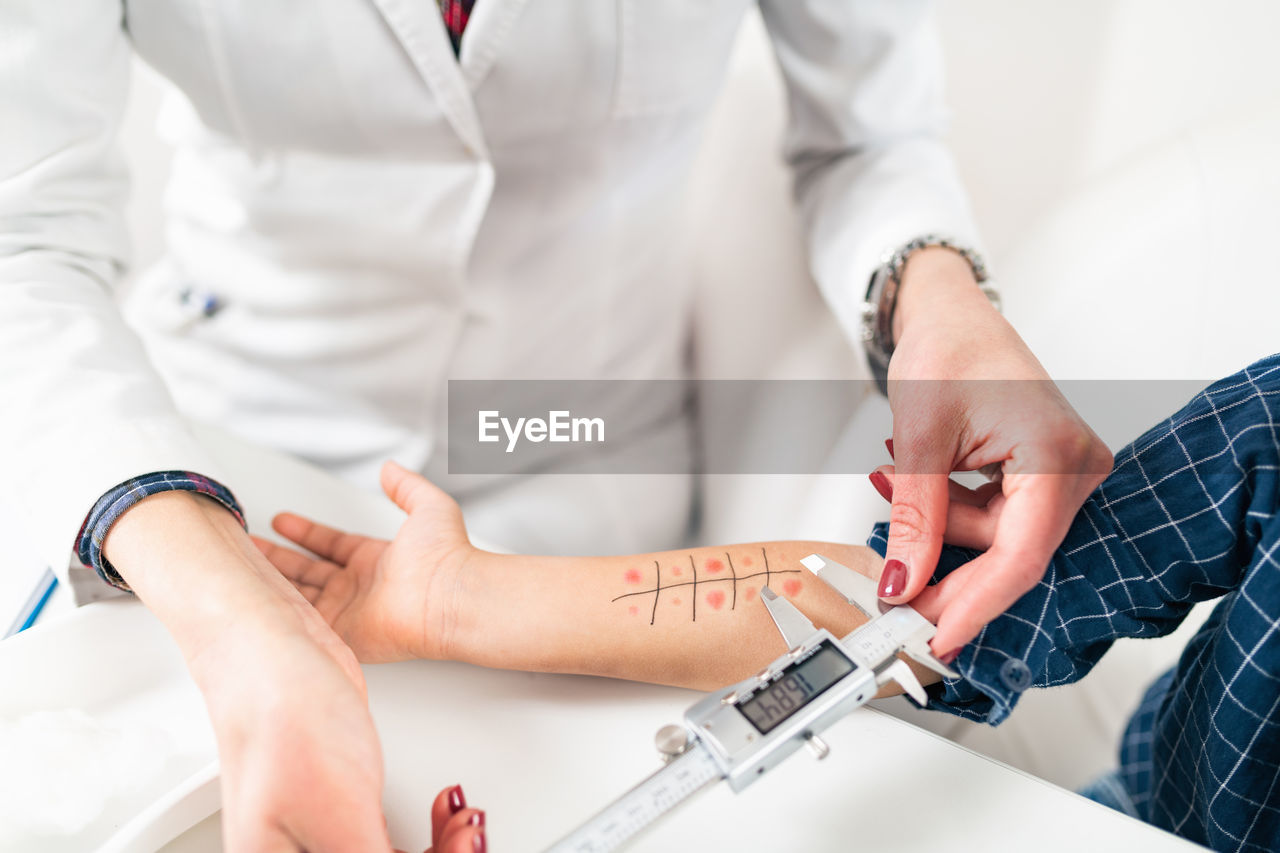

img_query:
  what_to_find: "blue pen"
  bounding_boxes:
[4,567,58,639]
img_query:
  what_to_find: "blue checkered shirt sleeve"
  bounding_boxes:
[75,471,245,590]
[868,353,1280,851]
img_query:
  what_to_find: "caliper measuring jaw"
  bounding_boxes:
[542,553,957,853]
[799,554,959,686]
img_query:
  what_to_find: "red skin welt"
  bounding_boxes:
[783,579,802,598]
[706,590,726,610]
[741,556,753,567]
[671,566,683,576]
[704,559,724,574]
[623,569,642,585]
[628,606,639,617]
[743,588,757,602]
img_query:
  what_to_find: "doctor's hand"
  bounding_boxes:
[253,461,474,664]
[102,490,398,852]
[395,784,487,853]
[876,248,1113,659]
[201,620,395,852]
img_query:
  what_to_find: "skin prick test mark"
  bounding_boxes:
[704,558,724,574]
[628,606,639,617]
[741,556,753,568]
[612,549,800,626]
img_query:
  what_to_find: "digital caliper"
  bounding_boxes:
[544,554,958,853]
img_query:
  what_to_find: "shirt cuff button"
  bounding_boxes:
[999,658,1032,692]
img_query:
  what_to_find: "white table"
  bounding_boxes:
[1,428,1201,852]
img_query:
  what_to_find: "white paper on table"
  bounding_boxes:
[0,600,219,853]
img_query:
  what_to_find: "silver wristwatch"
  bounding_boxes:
[860,235,1000,394]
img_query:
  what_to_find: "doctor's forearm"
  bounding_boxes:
[103,491,322,671]
[103,493,403,852]
[447,542,935,692]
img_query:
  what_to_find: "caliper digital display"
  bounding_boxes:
[736,641,855,734]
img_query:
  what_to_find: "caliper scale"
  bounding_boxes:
[545,554,958,853]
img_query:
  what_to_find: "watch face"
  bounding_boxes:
[863,264,899,363]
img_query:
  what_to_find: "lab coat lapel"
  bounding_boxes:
[458,0,530,91]
[367,0,487,154]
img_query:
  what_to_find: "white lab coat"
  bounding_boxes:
[0,0,979,584]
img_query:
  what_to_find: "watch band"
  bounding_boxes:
[860,235,999,394]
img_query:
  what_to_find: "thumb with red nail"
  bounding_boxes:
[877,419,956,609]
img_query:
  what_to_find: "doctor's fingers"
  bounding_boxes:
[433,810,485,853]
[872,465,1004,509]
[872,466,1003,550]
[252,535,341,589]
[911,546,1044,658]
[429,785,488,852]
[272,512,379,566]
[879,412,967,605]
[928,474,1084,655]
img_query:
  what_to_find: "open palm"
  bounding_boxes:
[254,461,474,663]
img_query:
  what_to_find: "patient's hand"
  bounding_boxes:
[253,461,474,663]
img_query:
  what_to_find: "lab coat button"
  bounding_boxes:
[999,658,1032,692]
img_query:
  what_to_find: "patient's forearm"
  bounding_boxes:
[449,542,939,693]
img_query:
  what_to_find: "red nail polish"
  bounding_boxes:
[448,785,466,814]
[885,438,895,459]
[878,559,908,598]
[868,471,893,502]
[473,830,487,853]
[469,812,485,828]
[939,647,962,665]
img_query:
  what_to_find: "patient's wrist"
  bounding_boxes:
[440,549,561,670]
